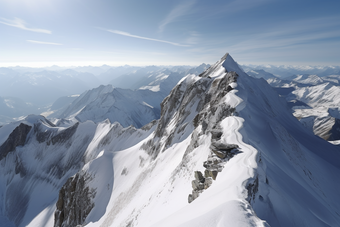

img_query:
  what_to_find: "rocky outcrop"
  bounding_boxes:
[188,171,213,203]
[0,123,32,160]
[188,142,240,203]
[185,57,241,203]
[54,172,96,227]
[210,142,239,159]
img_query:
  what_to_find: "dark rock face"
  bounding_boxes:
[0,123,32,160]
[246,176,259,204]
[35,123,55,143]
[188,171,213,203]
[50,122,79,145]
[210,142,239,159]
[54,172,96,227]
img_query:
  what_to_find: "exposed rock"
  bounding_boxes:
[188,194,193,203]
[194,171,205,183]
[204,177,213,189]
[246,176,259,204]
[50,122,79,145]
[142,62,238,159]
[54,172,96,227]
[121,167,128,176]
[14,155,27,177]
[198,53,229,78]
[210,142,239,159]
[210,128,223,141]
[188,189,203,203]
[141,119,158,131]
[0,123,32,160]
[34,122,56,143]
[189,172,213,203]
[204,169,218,180]
[191,180,204,191]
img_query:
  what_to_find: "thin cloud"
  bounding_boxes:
[0,17,51,34]
[159,0,196,32]
[27,40,62,45]
[102,29,189,47]
[227,17,340,53]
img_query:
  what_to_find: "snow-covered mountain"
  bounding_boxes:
[108,64,210,90]
[0,54,340,227]
[0,115,155,227]
[245,69,278,80]
[47,65,210,128]
[0,64,209,126]
[243,64,340,78]
[48,85,164,128]
[261,72,340,142]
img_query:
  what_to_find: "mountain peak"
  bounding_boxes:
[222,53,244,75]
[198,53,244,78]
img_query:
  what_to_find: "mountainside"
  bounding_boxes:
[265,73,340,142]
[0,115,155,227]
[0,54,339,227]
[245,69,278,80]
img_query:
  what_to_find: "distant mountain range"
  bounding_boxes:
[242,64,340,78]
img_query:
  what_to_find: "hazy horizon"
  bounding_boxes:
[1,60,340,69]
[1,0,339,67]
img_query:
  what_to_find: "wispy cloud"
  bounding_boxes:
[102,29,189,47]
[219,0,270,14]
[0,17,51,34]
[185,31,201,45]
[27,40,62,45]
[159,0,196,32]
[227,17,340,53]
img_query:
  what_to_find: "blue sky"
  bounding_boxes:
[0,0,339,67]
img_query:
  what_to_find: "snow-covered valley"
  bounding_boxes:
[0,54,339,227]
